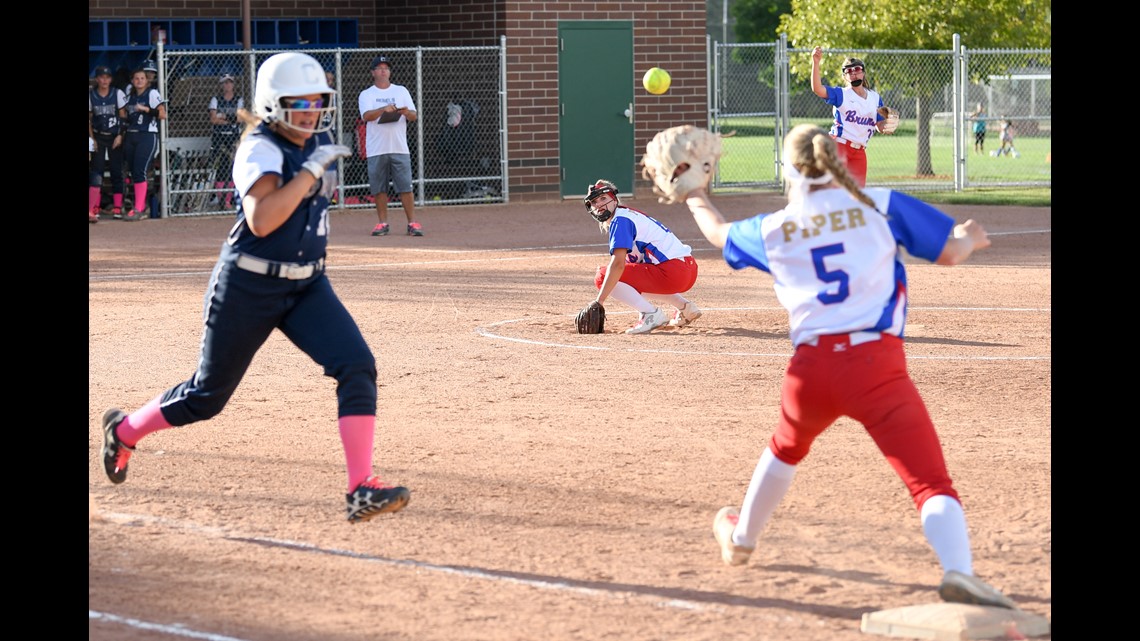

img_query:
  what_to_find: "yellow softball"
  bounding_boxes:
[643,67,671,95]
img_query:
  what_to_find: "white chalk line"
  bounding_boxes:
[92,510,725,626]
[478,306,1050,361]
[88,228,1049,282]
[89,610,252,641]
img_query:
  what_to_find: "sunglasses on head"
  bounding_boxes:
[280,98,325,110]
[843,66,864,74]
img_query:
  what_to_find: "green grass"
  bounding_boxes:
[906,187,1050,207]
[713,117,1051,207]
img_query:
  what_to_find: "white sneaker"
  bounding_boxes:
[713,506,753,566]
[938,571,1017,609]
[625,307,668,334]
[669,302,703,327]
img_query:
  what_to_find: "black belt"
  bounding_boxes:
[235,254,325,280]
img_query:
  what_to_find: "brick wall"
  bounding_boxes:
[502,1,707,201]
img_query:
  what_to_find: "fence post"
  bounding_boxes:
[158,38,169,218]
[952,33,964,192]
[500,35,509,203]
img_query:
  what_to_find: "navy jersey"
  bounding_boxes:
[124,87,164,134]
[208,94,244,139]
[90,87,127,136]
[228,126,337,263]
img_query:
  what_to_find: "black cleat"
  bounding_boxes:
[101,408,135,484]
[346,476,409,523]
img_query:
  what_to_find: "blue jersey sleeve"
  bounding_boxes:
[723,213,772,273]
[608,216,636,254]
[823,85,844,107]
[883,191,956,262]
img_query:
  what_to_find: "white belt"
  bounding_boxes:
[833,137,864,150]
[235,254,324,280]
[848,330,882,345]
[802,331,882,347]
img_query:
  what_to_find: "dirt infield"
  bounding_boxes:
[89,193,1050,641]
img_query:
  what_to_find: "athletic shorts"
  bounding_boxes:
[367,153,413,195]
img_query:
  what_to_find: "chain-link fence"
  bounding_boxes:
[115,35,1045,217]
[154,42,506,217]
[710,35,1050,193]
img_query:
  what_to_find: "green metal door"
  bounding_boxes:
[558,21,634,198]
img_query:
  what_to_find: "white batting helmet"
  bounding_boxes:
[253,52,336,134]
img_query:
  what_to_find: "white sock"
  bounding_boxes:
[920,494,973,576]
[733,448,797,547]
[609,281,656,313]
[657,293,689,310]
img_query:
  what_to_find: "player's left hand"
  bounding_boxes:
[302,144,352,181]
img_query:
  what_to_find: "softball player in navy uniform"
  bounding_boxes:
[207,74,244,210]
[100,52,411,524]
[88,66,127,222]
[122,67,166,220]
[584,179,702,334]
[682,124,1015,609]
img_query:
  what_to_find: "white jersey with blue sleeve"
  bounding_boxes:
[722,188,954,347]
[608,206,693,264]
[823,86,884,146]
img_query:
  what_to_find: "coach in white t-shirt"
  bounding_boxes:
[358,54,423,237]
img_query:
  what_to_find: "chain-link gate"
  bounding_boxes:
[154,41,507,218]
[710,35,1050,194]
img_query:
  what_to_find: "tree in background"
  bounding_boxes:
[779,0,1050,176]
[733,0,793,42]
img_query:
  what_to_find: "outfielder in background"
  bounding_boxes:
[810,47,894,187]
[100,52,411,525]
[89,65,127,222]
[583,180,702,334]
[678,123,1017,609]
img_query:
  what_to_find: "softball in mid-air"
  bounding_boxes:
[643,67,671,95]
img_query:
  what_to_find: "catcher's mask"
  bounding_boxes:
[584,181,618,223]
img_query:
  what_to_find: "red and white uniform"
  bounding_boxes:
[723,186,959,508]
[821,85,884,187]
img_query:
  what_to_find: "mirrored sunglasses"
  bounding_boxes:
[843,66,864,74]
[281,98,325,110]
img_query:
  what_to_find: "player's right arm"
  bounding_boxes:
[684,188,731,248]
[936,220,990,266]
[810,47,827,98]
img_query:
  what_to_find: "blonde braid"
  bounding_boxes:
[810,131,876,209]
[785,124,877,210]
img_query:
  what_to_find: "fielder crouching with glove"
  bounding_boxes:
[576,179,702,335]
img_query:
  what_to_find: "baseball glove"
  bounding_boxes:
[877,107,900,134]
[576,301,606,334]
[641,125,723,204]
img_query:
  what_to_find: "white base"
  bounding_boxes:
[860,603,1050,640]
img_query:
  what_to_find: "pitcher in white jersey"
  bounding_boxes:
[680,124,1017,610]
[583,180,702,334]
[810,48,894,188]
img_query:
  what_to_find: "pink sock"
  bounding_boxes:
[338,415,375,491]
[113,193,123,209]
[134,182,148,213]
[89,187,102,212]
[116,397,173,447]
[225,182,234,208]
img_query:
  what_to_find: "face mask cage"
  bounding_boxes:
[584,184,617,222]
